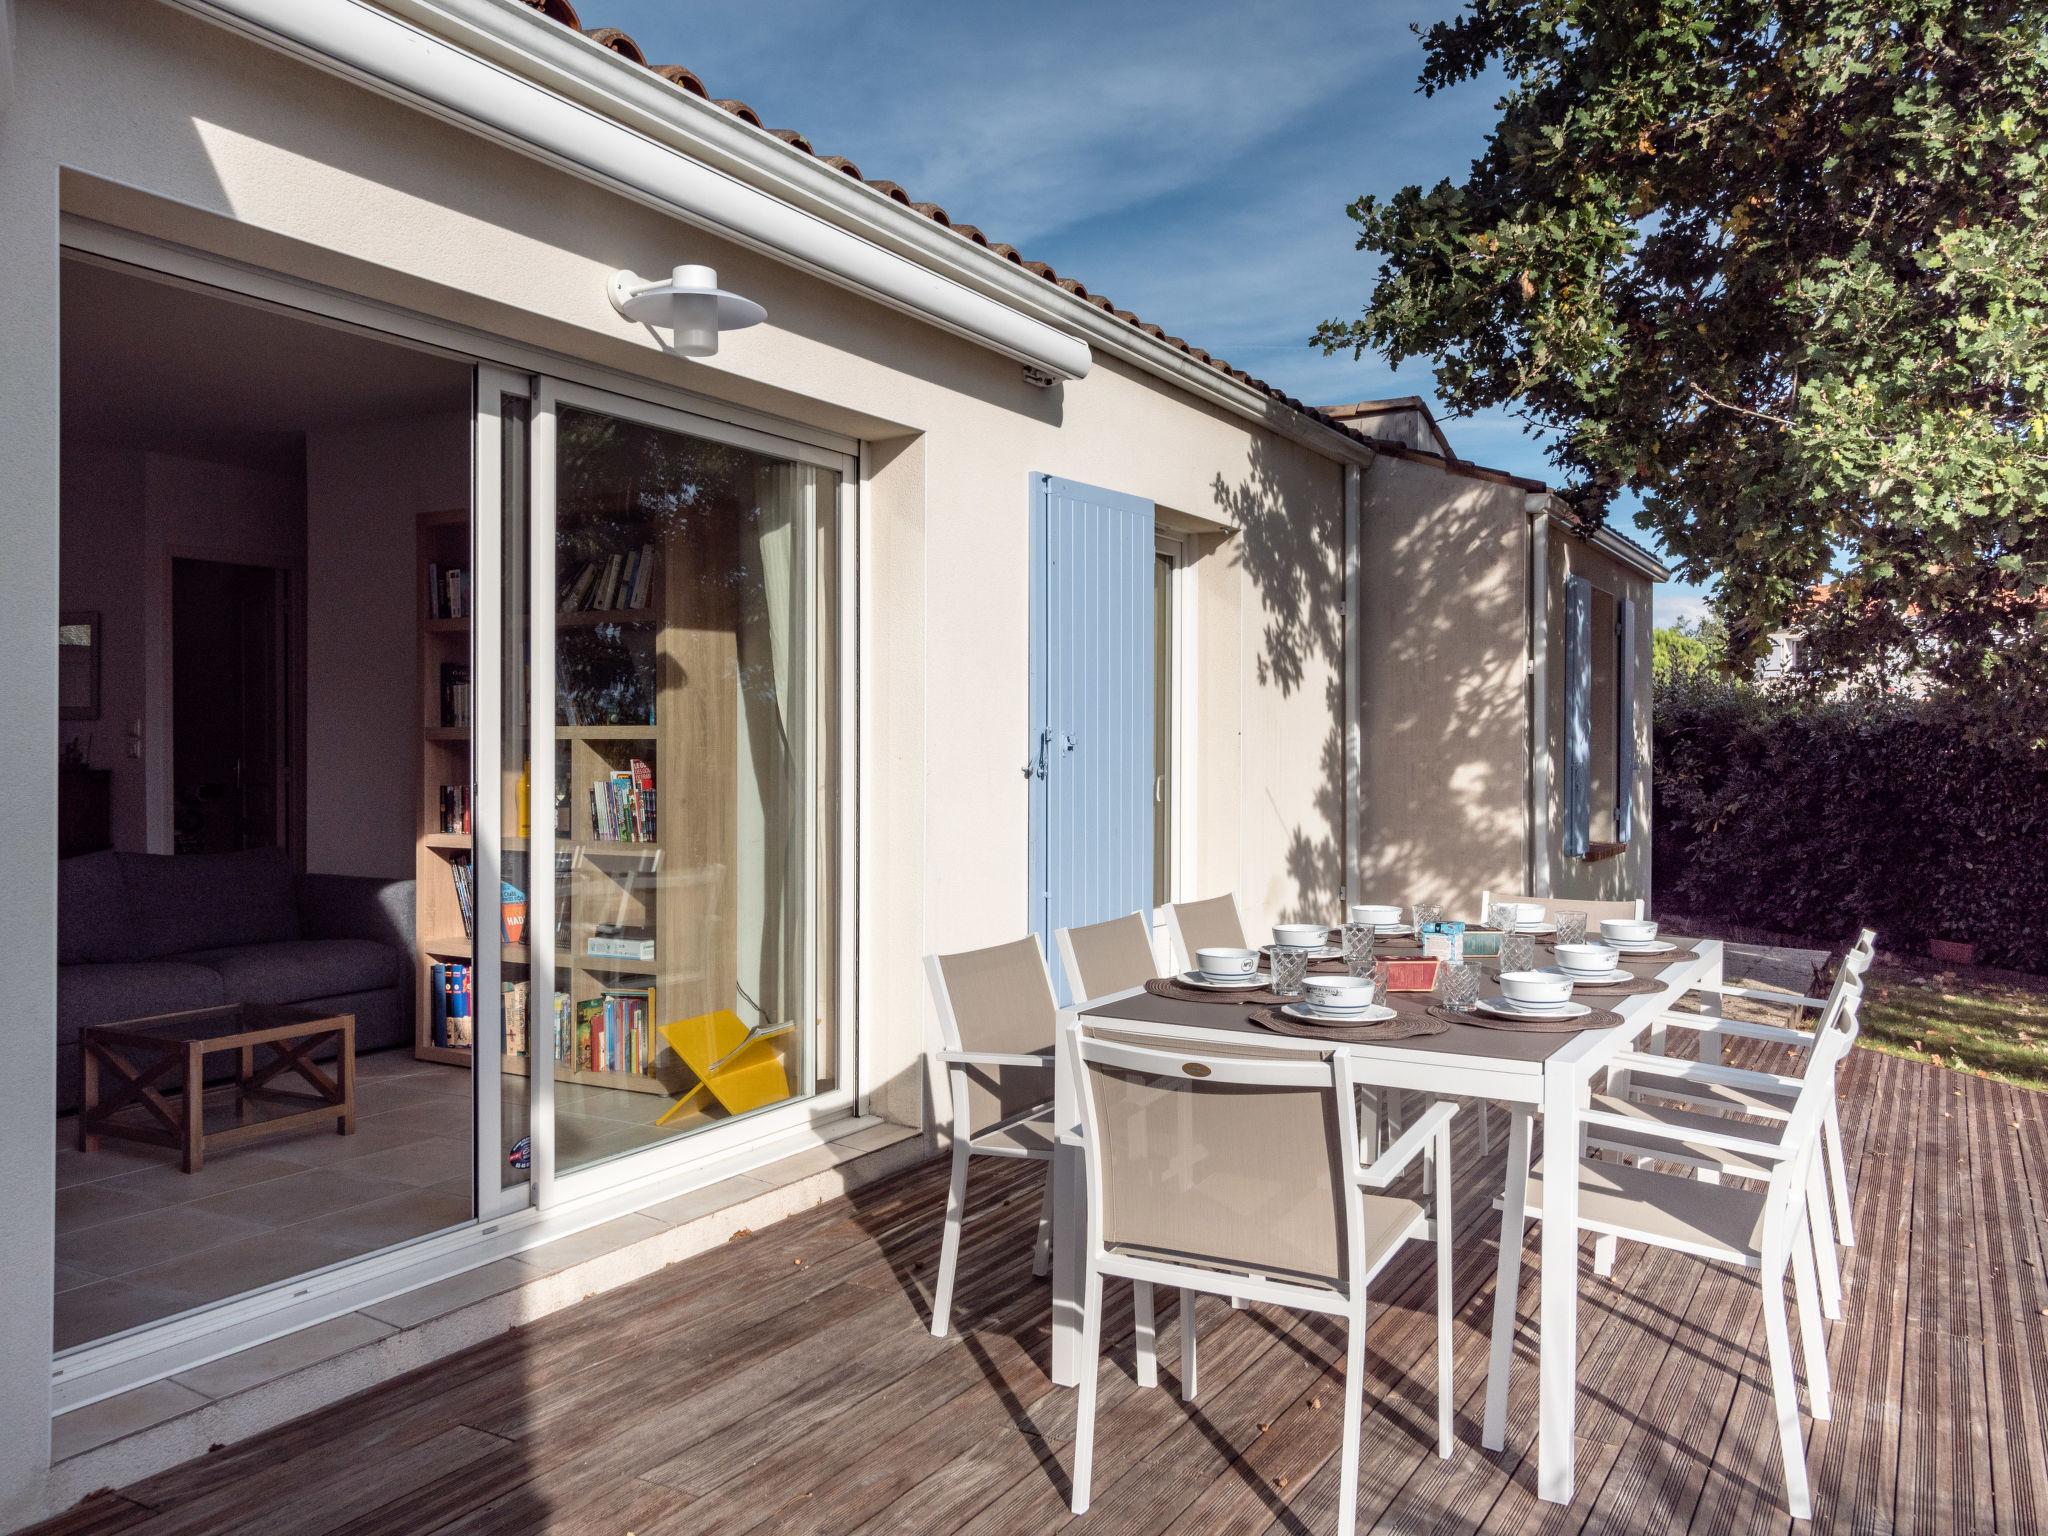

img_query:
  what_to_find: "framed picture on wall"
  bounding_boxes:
[59,610,101,721]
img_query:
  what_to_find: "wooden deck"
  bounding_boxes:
[34,1044,2048,1536]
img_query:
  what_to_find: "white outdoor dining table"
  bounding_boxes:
[1049,937,1726,1506]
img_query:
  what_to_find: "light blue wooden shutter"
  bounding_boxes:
[1615,593,1637,843]
[1028,473,1155,1002]
[1562,574,1592,859]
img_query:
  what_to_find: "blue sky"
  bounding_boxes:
[592,0,1714,627]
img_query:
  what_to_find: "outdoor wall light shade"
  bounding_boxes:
[607,264,766,357]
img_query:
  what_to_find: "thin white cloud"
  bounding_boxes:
[1655,588,1716,629]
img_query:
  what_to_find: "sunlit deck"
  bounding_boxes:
[34,1042,2048,1536]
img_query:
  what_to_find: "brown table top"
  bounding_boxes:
[1082,942,1705,1067]
[82,1002,354,1048]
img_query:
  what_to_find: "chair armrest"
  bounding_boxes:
[1358,1101,1458,1189]
[940,1048,1054,1069]
[1578,1108,1789,1162]
[1612,1052,1805,1094]
[1653,1013,1817,1048]
[1692,983,1829,1012]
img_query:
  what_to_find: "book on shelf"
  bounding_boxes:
[427,563,471,621]
[502,978,527,1058]
[587,923,655,961]
[558,545,655,614]
[501,878,528,945]
[570,987,657,1074]
[438,783,472,835]
[588,758,656,842]
[429,961,474,1048]
[439,662,471,727]
[448,854,475,939]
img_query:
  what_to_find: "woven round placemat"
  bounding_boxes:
[1428,1003,1620,1034]
[1144,975,1281,1007]
[1250,1006,1451,1043]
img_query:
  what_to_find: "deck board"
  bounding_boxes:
[28,1044,2048,1536]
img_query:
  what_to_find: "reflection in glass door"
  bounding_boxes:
[533,392,841,1177]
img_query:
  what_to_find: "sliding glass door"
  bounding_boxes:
[498,381,851,1196]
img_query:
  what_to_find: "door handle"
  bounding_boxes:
[1023,727,1054,780]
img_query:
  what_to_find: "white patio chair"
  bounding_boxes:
[922,937,1061,1337]
[1485,1022,1851,1520]
[1055,911,1162,1003]
[1068,1023,1459,1530]
[1478,891,1645,925]
[1162,892,1248,971]
[1610,929,1874,1265]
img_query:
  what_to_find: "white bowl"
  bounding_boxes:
[1303,977,1372,1014]
[1349,904,1402,927]
[1272,923,1328,949]
[1600,918,1658,944]
[1554,942,1621,975]
[1195,946,1258,980]
[1493,901,1546,926]
[1499,970,1575,1008]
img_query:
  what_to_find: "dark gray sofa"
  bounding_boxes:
[57,848,414,1114]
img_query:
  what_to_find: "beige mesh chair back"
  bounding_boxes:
[1055,912,1160,1004]
[922,937,1060,1338]
[1163,893,1247,970]
[1489,1024,1852,1520]
[1480,891,1645,925]
[1067,1022,1459,1530]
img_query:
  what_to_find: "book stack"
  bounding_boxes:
[587,924,655,961]
[588,759,656,842]
[429,961,473,1047]
[558,546,656,614]
[438,783,472,835]
[449,855,476,939]
[439,662,471,727]
[571,988,656,1074]
[427,563,471,620]
[448,857,530,944]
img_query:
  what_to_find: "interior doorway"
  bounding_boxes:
[171,556,290,857]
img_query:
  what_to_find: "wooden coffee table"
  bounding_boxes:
[79,1003,356,1173]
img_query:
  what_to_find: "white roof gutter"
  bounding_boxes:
[165,0,1380,466]
[167,0,1091,381]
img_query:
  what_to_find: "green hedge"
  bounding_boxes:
[1652,675,2048,972]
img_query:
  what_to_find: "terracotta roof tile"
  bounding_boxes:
[583,27,644,63]
[508,2,1367,443]
[650,64,707,97]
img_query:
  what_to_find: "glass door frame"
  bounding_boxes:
[512,375,860,1213]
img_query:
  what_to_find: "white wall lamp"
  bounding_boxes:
[607,264,765,357]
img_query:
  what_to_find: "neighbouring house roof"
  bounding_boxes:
[1325,398,1670,581]
[512,0,1368,445]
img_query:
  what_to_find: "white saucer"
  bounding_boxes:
[1178,969,1270,991]
[1475,996,1592,1022]
[1538,964,1631,985]
[1369,923,1415,938]
[1606,938,1676,955]
[1500,920,1557,936]
[1259,943,1343,960]
[1279,1003,1396,1026]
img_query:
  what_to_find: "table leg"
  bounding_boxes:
[337,1024,357,1134]
[1698,944,1726,1066]
[79,1042,99,1153]
[1536,1065,1581,1503]
[1052,1020,1084,1389]
[183,1041,206,1175]
[238,1043,254,1125]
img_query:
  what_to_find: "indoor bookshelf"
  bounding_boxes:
[410,508,685,1099]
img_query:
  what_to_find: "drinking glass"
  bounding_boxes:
[1370,960,1391,1009]
[1411,901,1441,935]
[1270,945,1310,999]
[1554,908,1589,945]
[1438,962,1482,1012]
[1341,922,1376,977]
[1500,933,1537,974]
[1492,902,1518,936]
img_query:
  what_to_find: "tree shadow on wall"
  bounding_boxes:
[1211,433,1348,924]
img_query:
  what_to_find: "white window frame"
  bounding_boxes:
[1149,530,1197,944]
[49,221,865,1412]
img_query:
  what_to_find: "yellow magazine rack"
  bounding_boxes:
[655,1009,794,1124]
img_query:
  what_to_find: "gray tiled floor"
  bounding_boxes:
[53,1047,761,1352]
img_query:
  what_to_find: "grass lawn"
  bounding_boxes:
[1858,961,2048,1091]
